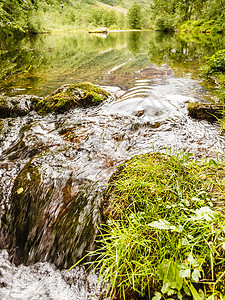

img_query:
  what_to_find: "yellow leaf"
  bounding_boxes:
[17,188,24,194]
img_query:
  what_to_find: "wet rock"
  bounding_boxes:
[2,151,103,269]
[0,95,36,118]
[135,110,145,117]
[35,82,109,114]
[0,119,4,133]
[187,102,224,121]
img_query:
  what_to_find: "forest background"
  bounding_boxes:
[0,0,225,36]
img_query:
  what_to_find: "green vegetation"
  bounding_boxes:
[127,1,142,30]
[90,152,225,299]
[35,82,109,114]
[0,0,225,34]
[202,50,225,77]
[201,49,225,101]
[200,50,225,129]
[1,0,225,295]
[0,0,128,35]
[0,0,58,35]
[150,0,225,32]
[180,19,224,34]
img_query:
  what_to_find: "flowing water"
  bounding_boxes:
[0,31,225,299]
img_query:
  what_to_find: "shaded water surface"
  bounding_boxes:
[1,31,225,299]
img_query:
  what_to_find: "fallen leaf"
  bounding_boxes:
[17,188,24,194]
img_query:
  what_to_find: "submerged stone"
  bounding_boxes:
[187,102,224,121]
[35,82,109,114]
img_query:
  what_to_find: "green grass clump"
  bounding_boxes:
[92,152,225,299]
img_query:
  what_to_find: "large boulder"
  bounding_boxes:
[3,151,102,268]
[35,82,109,114]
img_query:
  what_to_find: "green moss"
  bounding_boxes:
[35,82,109,114]
[216,73,225,87]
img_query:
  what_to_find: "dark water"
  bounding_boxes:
[1,31,225,299]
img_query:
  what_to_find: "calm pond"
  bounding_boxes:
[1,31,225,299]
[1,30,225,96]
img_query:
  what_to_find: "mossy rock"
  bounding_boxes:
[35,82,109,114]
[187,102,224,121]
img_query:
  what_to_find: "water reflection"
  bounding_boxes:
[1,31,225,96]
[127,32,141,55]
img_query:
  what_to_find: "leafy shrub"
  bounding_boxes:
[202,50,225,76]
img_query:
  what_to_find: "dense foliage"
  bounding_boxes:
[0,0,58,35]
[0,0,224,35]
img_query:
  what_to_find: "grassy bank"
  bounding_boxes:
[90,152,225,299]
